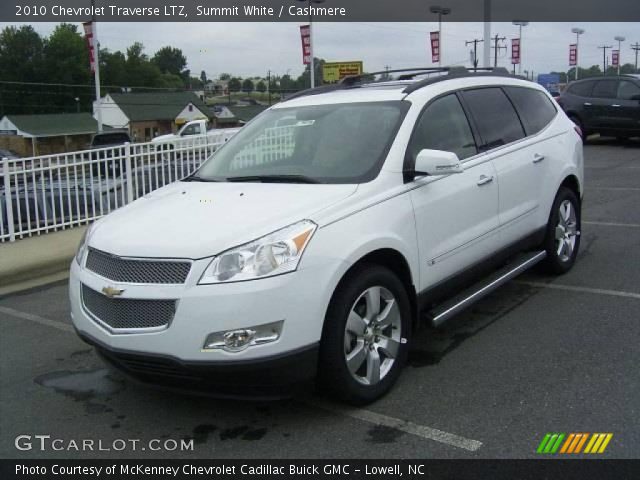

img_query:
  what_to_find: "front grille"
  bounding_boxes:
[81,284,176,330]
[85,248,191,284]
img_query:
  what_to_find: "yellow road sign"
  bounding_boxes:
[322,61,364,83]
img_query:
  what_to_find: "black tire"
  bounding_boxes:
[318,264,411,405]
[541,187,581,275]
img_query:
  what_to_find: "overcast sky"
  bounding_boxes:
[3,22,639,79]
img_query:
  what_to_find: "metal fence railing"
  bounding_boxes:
[0,131,237,243]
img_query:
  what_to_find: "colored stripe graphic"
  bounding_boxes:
[574,433,590,453]
[537,433,565,454]
[538,433,613,454]
[585,433,614,454]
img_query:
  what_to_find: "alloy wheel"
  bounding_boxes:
[555,199,579,262]
[343,286,403,386]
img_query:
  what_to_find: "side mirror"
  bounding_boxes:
[414,149,464,177]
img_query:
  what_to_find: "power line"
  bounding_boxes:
[0,79,198,92]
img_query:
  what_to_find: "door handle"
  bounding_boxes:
[533,154,545,164]
[584,102,592,106]
[611,104,621,107]
[477,175,494,186]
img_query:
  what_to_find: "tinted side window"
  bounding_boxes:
[591,80,619,99]
[408,94,477,162]
[462,88,525,150]
[617,81,640,100]
[505,87,557,136]
[567,81,595,97]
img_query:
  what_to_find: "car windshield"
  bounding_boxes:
[193,101,408,184]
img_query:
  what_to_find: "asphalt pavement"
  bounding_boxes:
[1,137,638,459]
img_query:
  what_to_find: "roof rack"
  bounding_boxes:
[284,66,521,101]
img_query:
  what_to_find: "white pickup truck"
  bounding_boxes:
[151,120,240,158]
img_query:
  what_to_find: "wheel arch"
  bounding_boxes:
[329,248,419,333]
[560,174,582,202]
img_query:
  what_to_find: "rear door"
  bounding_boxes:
[460,87,546,243]
[590,79,622,130]
[407,93,500,289]
[615,80,640,133]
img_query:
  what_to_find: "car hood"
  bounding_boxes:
[89,181,357,258]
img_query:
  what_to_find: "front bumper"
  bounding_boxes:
[69,251,347,395]
[79,330,318,398]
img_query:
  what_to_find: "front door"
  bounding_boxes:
[406,93,500,291]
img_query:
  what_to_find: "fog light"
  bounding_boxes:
[202,320,284,352]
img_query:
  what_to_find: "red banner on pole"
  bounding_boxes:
[569,43,578,67]
[82,21,96,73]
[612,50,620,67]
[300,25,311,65]
[511,38,521,65]
[430,31,440,64]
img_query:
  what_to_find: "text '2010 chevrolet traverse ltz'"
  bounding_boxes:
[70,67,583,404]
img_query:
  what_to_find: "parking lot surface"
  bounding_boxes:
[1,138,639,459]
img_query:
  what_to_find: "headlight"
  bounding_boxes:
[199,220,317,284]
[75,223,94,265]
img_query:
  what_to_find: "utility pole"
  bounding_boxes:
[466,39,484,70]
[267,70,271,106]
[598,45,613,75]
[491,34,507,67]
[631,43,640,73]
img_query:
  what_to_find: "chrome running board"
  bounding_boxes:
[428,251,547,327]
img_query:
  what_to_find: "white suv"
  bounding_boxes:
[70,68,583,404]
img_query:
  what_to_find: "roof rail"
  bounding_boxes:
[284,66,522,101]
[402,67,521,94]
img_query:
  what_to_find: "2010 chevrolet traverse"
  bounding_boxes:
[70,67,584,404]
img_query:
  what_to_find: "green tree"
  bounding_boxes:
[228,77,242,92]
[242,78,254,92]
[43,23,91,111]
[100,49,127,88]
[125,42,162,87]
[256,80,266,93]
[0,25,46,113]
[200,70,207,84]
[219,73,231,80]
[151,46,186,75]
[296,57,325,88]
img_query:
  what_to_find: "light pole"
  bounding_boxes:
[430,5,451,67]
[512,21,528,75]
[297,0,325,88]
[614,36,626,75]
[571,28,585,80]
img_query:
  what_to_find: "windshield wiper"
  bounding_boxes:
[225,175,321,184]
[181,174,223,182]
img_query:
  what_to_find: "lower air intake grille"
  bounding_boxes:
[81,284,176,330]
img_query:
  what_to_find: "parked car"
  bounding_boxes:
[89,130,132,179]
[70,67,583,404]
[556,75,640,141]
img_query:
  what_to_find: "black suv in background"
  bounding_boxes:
[557,75,640,141]
[88,130,132,178]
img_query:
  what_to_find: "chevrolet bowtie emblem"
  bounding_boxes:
[102,286,125,298]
